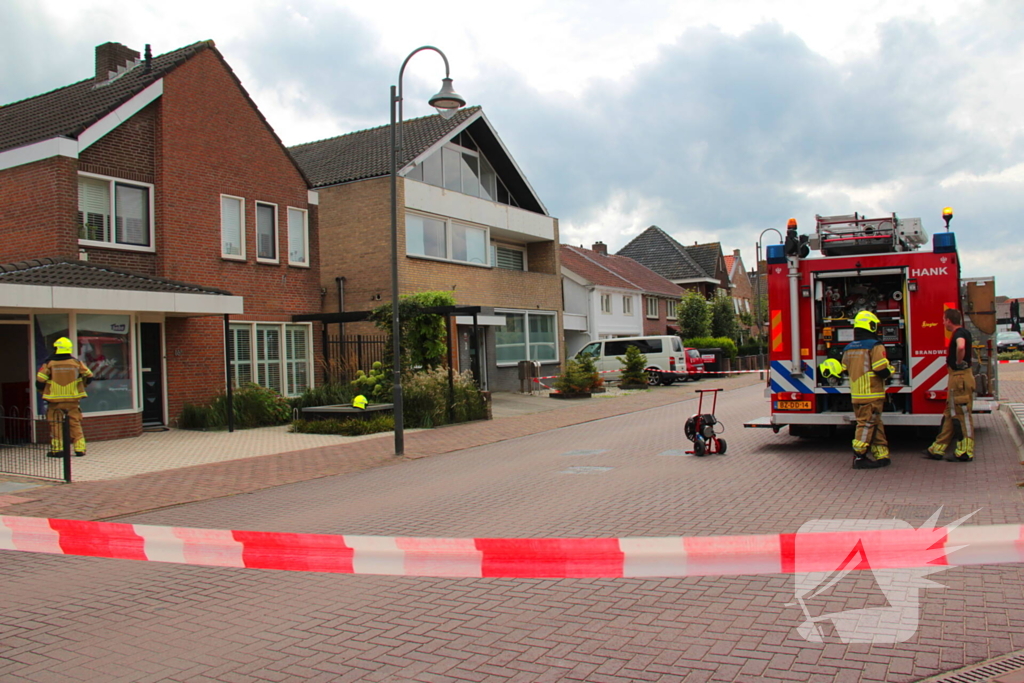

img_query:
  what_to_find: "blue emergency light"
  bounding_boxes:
[933,232,956,253]
[767,244,787,264]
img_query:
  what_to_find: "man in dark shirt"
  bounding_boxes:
[924,309,975,461]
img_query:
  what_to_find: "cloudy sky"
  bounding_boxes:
[4,0,1023,292]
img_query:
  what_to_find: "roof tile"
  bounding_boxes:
[616,226,711,281]
[0,42,211,154]
[0,257,231,295]
[289,107,480,188]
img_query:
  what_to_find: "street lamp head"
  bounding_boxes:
[429,77,466,119]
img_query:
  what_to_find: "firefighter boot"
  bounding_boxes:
[871,445,891,465]
[853,454,888,469]
[947,438,974,462]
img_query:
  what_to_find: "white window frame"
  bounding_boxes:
[494,309,559,366]
[645,296,659,319]
[623,296,633,316]
[220,194,246,261]
[405,211,490,267]
[255,201,279,264]
[490,242,528,271]
[77,172,155,253]
[667,300,678,320]
[600,294,612,314]
[32,311,139,418]
[227,322,313,397]
[287,206,309,267]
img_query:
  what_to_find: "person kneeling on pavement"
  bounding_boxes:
[842,311,894,470]
[36,337,93,458]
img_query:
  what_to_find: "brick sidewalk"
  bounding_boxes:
[0,374,762,521]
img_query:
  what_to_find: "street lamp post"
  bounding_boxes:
[755,227,784,376]
[389,47,466,456]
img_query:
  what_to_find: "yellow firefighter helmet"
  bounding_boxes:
[352,394,368,410]
[818,358,845,381]
[53,337,73,353]
[853,310,881,333]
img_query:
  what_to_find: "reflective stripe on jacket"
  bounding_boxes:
[37,358,92,401]
[842,339,891,403]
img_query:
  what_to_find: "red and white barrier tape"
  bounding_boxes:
[531,367,765,386]
[999,359,1024,364]
[1,516,1021,578]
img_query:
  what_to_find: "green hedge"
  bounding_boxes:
[681,336,739,359]
[179,383,292,430]
[291,414,395,436]
[998,351,1024,360]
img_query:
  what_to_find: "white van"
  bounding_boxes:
[576,335,686,385]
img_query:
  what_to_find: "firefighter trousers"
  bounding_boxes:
[928,369,975,459]
[852,398,888,459]
[47,401,86,455]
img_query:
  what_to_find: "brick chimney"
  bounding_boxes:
[95,42,140,81]
[733,248,741,257]
[592,241,608,256]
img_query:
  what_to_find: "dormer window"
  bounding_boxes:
[405,131,519,207]
[77,173,153,250]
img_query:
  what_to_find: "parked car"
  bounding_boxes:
[577,335,686,385]
[682,347,705,380]
[997,330,1024,352]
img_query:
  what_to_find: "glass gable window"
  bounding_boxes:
[495,311,558,364]
[405,131,520,207]
[78,174,152,248]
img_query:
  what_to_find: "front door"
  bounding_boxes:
[459,325,489,391]
[140,322,164,425]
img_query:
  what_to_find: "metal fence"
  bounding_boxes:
[0,407,71,482]
[324,335,388,384]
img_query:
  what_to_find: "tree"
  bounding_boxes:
[710,293,739,340]
[678,290,711,339]
[367,290,456,388]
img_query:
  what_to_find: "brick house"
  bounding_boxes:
[617,226,723,297]
[0,41,321,439]
[289,107,562,392]
[561,243,684,356]
[725,248,755,335]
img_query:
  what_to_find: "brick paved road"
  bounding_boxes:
[2,380,1023,682]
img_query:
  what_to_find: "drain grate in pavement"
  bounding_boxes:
[917,649,1024,682]
[559,449,609,457]
[657,449,693,457]
[560,466,613,474]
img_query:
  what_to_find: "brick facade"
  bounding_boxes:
[0,44,322,438]
[0,156,78,262]
[316,178,563,391]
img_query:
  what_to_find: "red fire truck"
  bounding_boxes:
[746,210,998,437]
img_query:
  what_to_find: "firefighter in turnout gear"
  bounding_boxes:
[36,337,93,457]
[925,309,975,462]
[842,311,894,469]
